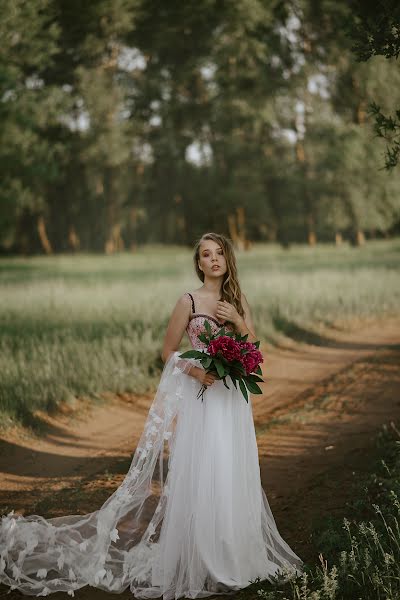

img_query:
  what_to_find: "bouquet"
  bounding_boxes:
[179,320,264,402]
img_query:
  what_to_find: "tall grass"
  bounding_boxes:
[0,240,399,427]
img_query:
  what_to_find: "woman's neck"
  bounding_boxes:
[201,278,222,297]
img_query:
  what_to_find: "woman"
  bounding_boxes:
[0,232,303,599]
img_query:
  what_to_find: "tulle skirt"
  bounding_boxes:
[0,352,303,599]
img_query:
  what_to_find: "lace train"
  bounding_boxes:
[0,352,303,598]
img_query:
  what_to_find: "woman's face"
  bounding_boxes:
[198,239,227,278]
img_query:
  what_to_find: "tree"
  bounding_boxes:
[0,0,66,253]
[347,0,400,168]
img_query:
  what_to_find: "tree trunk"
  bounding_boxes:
[129,207,138,252]
[37,215,53,254]
[349,228,365,246]
[68,226,80,251]
[227,213,239,247]
[307,215,317,246]
[296,138,317,245]
[104,167,124,253]
[267,178,290,249]
[335,232,343,246]
[236,206,248,250]
[105,223,124,254]
[356,229,365,245]
[308,230,317,246]
[352,75,367,125]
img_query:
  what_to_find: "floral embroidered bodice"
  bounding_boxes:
[185,292,235,350]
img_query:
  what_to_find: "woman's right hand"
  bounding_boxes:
[195,368,219,387]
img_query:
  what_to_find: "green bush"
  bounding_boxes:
[255,423,400,599]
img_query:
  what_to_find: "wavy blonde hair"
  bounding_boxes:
[193,232,245,318]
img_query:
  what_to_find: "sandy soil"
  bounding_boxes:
[1,317,399,599]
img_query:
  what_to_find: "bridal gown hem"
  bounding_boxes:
[0,312,303,599]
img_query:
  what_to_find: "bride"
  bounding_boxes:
[0,232,303,598]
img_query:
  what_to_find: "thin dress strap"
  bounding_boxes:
[186,292,195,314]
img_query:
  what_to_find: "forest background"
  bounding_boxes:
[2,0,400,255]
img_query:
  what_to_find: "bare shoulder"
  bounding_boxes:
[177,292,192,308]
[175,293,195,317]
[167,293,192,324]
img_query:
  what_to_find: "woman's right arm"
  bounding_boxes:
[161,294,202,381]
[161,294,219,387]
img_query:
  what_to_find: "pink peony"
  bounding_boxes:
[207,336,242,362]
[239,342,264,375]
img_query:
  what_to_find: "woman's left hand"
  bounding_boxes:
[216,300,242,326]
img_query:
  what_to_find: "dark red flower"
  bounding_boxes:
[207,336,242,362]
[239,342,264,375]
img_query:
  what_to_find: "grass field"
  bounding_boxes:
[1,239,399,428]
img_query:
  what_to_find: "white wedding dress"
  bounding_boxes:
[0,304,303,598]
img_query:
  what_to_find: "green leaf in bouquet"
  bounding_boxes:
[231,360,246,375]
[218,355,230,367]
[198,333,209,344]
[222,376,230,390]
[231,376,238,389]
[253,340,260,348]
[225,331,235,337]
[200,358,210,369]
[213,359,225,378]
[239,379,249,402]
[255,365,263,375]
[202,356,213,369]
[244,378,262,394]
[179,350,205,359]
[247,374,264,383]
[204,319,212,337]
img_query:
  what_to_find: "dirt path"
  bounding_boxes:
[1,318,399,598]
[255,319,400,563]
